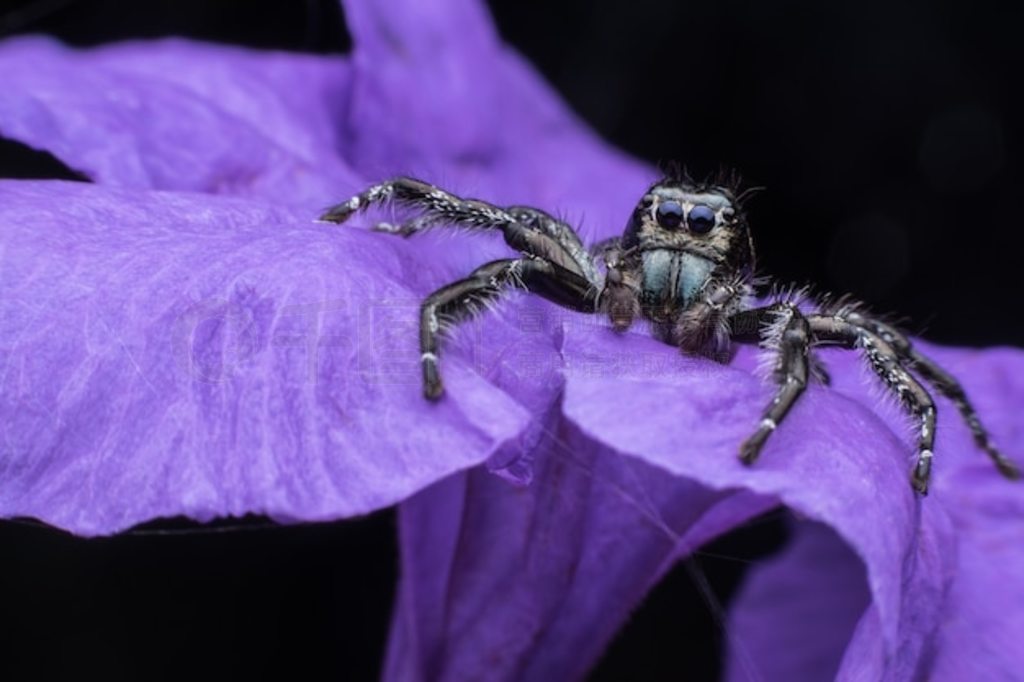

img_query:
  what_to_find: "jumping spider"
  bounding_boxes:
[320,175,1020,495]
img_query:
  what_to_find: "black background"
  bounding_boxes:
[0,0,1020,680]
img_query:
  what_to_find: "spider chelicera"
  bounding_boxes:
[320,175,1019,495]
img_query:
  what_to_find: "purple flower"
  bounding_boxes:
[2,1,1022,679]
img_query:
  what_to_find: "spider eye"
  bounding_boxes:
[655,201,684,229]
[688,205,717,234]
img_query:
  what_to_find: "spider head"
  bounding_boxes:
[622,177,756,277]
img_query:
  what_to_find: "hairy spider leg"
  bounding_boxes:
[322,178,606,400]
[729,305,947,494]
[419,258,597,400]
[843,313,1020,481]
[671,277,750,359]
[319,177,516,228]
[808,315,938,494]
[734,303,812,465]
[375,204,599,284]
[504,205,598,281]
[730,303,1017,493]
[319,177,599,284]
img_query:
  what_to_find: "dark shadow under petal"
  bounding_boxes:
[0,135,90,182]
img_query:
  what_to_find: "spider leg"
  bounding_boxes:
[504,205,599,283]
[843,313,1020,481]
[375,206,587,253]
[730,305,946,493]
[321,177,599,284]
[320,177,512,228]
[734,303,812,465]
[808,315,938,494]
[674,277,750,359]
[419,257,597,400]
[593,238,643,332]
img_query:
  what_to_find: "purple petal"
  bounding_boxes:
[0,180,531,535]
[927,469,1024,680]
[724,520,871,681]
[0,37,359,205]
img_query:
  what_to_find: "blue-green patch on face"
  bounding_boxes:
[641,248,716,308]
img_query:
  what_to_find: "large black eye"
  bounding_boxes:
[655,201,684,229]
[688,205,716,234]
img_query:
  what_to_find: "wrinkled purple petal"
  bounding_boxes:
[0,180,532,535]
[0,37,359,206]
[928,469,1024,680]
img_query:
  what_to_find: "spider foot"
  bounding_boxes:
[317,197,361,224]
[424,381,445,401]
[911,450,932,496]
[738,444,761,466]
[738,419,776,465]
[422,354,445,401]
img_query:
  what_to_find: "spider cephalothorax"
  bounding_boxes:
[320,175,1019,495]
[600,178,756,357]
